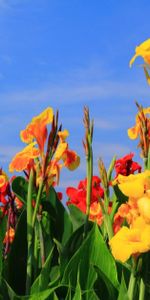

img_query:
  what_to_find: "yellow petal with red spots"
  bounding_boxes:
[9,142,40,172]
[54,142,68,160]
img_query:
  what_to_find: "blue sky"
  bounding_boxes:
[0,0,150,197]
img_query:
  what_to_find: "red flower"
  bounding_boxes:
[66,176,104,225]
[115,153,141,177]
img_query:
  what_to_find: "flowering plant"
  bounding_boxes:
[0,39,150,299]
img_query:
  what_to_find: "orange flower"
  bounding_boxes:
[3,227,15,244]
[20,107,53,153]
[9,142,40,172]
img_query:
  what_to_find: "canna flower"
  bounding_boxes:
[127,104,150,160]
[129,39,150,67]
[137,190,150,223]
[128,107,150,140]
[113,170,150,198]
[9,142,40,172]
[114,153,141,177]
[66,176,104,225]
[109,222,150,263]
[20,107,53,153]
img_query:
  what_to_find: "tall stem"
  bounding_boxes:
[32,180,44,228]
[84,142,93,236]
[26,169,34,295]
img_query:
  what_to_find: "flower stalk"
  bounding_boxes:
[26,168,34,295]
[83,107,93,236]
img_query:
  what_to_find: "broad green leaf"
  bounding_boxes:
[12,176,28,205]
[31,246,54,294]
[46,187,73,245]
[62,224,119,296]
[60,224,85,274]
[94,265,117,300]
[68,204,86,231]
[117,273,129,300]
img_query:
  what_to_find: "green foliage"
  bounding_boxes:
[12,177,29,205]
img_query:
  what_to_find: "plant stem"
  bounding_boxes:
[128,271,136,300]
[139,278,145,300]
[38,218,45,266]
[84,137,93,237]
[32,180,44,228]
[26,169,34,295]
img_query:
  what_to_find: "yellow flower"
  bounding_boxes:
[129,38,150,67]
[58,129,69,142]
[20,107,53,153]
[9,142,40,172]
[137,191,150,222]
[113,171,150,198]
[54,142,68,160]
[109,221,150,263]
[128,107,150,140]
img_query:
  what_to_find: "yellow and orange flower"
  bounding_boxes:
[109,217,150,263]
[20,107,53,153]
[127,107,150,140]
[9,142,40,172]
[113,170,150,198]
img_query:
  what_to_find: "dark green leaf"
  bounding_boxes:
[3,210,27,295]
[94,265,117,300]
[31,246,54,294]
[12,177,28,205]
[62,224,119,296]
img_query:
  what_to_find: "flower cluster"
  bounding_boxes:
[66,176,105,225]
[110,170,150,263]
[9,108,80,187]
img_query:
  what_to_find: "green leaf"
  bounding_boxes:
[113,185,128,204]
[72,277,82,300]
[62,224,119,297]
[60,224,85,274]
[94,265,117,300]
[12,176,28,205]
[3,210,27,295]
[68,204,86,231]
[45,187,73,245]
[31,246,54,294]
[117,273,129,300]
